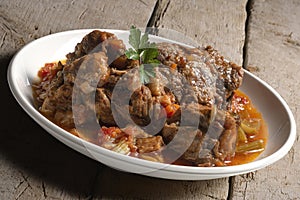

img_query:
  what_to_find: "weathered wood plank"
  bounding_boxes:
[0,118,99,199]
[0,0,156,59]
[0,0,156,199]
[91,1,247,200]
[93,167,229,200]
[151,0,247,66]
[232,0,300,199]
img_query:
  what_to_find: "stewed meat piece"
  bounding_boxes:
[161,112,237,166]
[136,136,164,153]
[40,84,74,128]
[66,30,126,65]
[95,88,115,126]
[157,42,244,107]
[39,51,111,128]
[129,85,153,126]
[64,52,109,88]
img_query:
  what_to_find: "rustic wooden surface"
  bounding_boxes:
[232,0,300,199]
[1,0,299,199]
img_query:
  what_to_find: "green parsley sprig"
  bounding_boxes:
[125,26,160,84]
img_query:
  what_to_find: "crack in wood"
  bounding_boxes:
[14,171,33,199]
[289,147,295,164]
[138,0,148,6]
[0,14,25,47]
[146,0,170,34]
[285,38,300,47]
[242,0,254,69]
[19,171,32,189]
[0,14,20,36]
[42,181,47,198]
[78,8,88,20]
[0,32,7,48]
[243,181,248,200]
[14,180,25,190]
[15,184,30,200]
[202,193,222,200]
[227,0,252,198]
[226,176,234,200]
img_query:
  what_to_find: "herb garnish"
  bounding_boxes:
[125,26,160,84]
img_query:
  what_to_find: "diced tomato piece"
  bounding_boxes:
[170,63,177,70]
[231,92,250,113]
[165,104,180,118]
[38,62,56,80]
[101,126,122,138]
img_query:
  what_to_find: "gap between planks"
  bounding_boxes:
[89,0,253,199]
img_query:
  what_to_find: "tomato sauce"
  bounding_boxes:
[227,90,268,165]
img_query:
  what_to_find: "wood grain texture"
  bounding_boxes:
[232,0,300,199]
[93,167,229,200]
[0,0,156,199]
[111,1,245,199]
[91,1,247,199]
[1,0,248,199]
[151,0,248,66]
[3,0,299,199]
[0,0,156,58]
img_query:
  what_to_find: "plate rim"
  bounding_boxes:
[7,29,297,179]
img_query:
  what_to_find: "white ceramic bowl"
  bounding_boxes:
[7,29,296,180]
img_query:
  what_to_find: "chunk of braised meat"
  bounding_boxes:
[54,110,75,129]
[110,54,139,70]
[162,122,178,144]
[182,129,204,161]
[157,43,219,107]
[136,136,164,153]
[164,103,212,131]
[213,113,237,161]
[63,52,109,88]
[104,68,128,89]
[162,126,203,160]
[95,88,116,126]
[195,113,237,166]
[156,43,244,107]
[129,85,153,126]
[66,30,126,65]
[183,103,212,131]
[39,52,111,129]
[152,66,186,103]
[110,67,141,92]
[147,77,166,97]
[161,112,237,166]
[40,84,74,129]
[205,46,244,94]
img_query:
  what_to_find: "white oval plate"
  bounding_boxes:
[7,29,296,180]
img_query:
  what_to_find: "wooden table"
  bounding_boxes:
[1,0,299,199]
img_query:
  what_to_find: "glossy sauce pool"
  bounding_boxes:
[226,90,268,166]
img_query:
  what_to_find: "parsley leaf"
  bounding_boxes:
[139,32,150,49]
[125,26,161,84]
[141,47,159,64]
[125,48,139,60]
[128,25,141,50]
